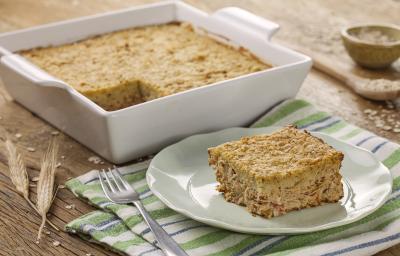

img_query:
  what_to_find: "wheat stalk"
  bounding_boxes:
[5,140,59,233]
[36,139,58,241]
[5,140,29,199]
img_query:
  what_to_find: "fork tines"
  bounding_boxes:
[98,166,132,194]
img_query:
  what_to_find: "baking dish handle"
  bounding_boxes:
[0,54,69,89]
[212,7,280,41]
[0,46,12,58]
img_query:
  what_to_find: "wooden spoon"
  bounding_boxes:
[312,52,400,100]
[286,44,400,101]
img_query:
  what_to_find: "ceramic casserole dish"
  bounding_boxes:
[0,1,312,163]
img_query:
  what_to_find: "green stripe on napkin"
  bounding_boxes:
[66,99,400,256]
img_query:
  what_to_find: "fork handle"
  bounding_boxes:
[132,200,189,256]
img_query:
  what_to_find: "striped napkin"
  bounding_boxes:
[65,99,400,256]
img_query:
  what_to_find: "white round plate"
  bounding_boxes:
[146,127,392,234]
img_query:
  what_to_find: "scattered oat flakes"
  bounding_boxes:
[27,147,36,152]
[100,161,105,164]
[56,162,62,168]
[363,104,399,133]
[65,204,75,210]
[61,155,65,159]
[52,240,61,247]
[31,176,39,182]
[394,128,400,133]
[45,230,51,235]
[88,156,102,164]
[386,103,394,109]
[58,184,66,189]
[15,133,22,138]
[383,126,392,131]
[51,131,60,136]
[85,253,92,256]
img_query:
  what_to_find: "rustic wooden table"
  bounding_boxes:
[0,1,399,255]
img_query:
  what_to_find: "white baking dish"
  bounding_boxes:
[0,1,311,163]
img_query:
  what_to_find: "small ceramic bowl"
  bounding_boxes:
[341,24,400,69]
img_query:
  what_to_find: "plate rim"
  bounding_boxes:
[146,126,393,234]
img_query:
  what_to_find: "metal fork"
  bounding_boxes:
[98,167,188,256]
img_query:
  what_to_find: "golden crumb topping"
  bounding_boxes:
[208,126,344,179]
[20,22,270,110]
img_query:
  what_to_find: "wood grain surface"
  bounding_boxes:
[0,1,399,255]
